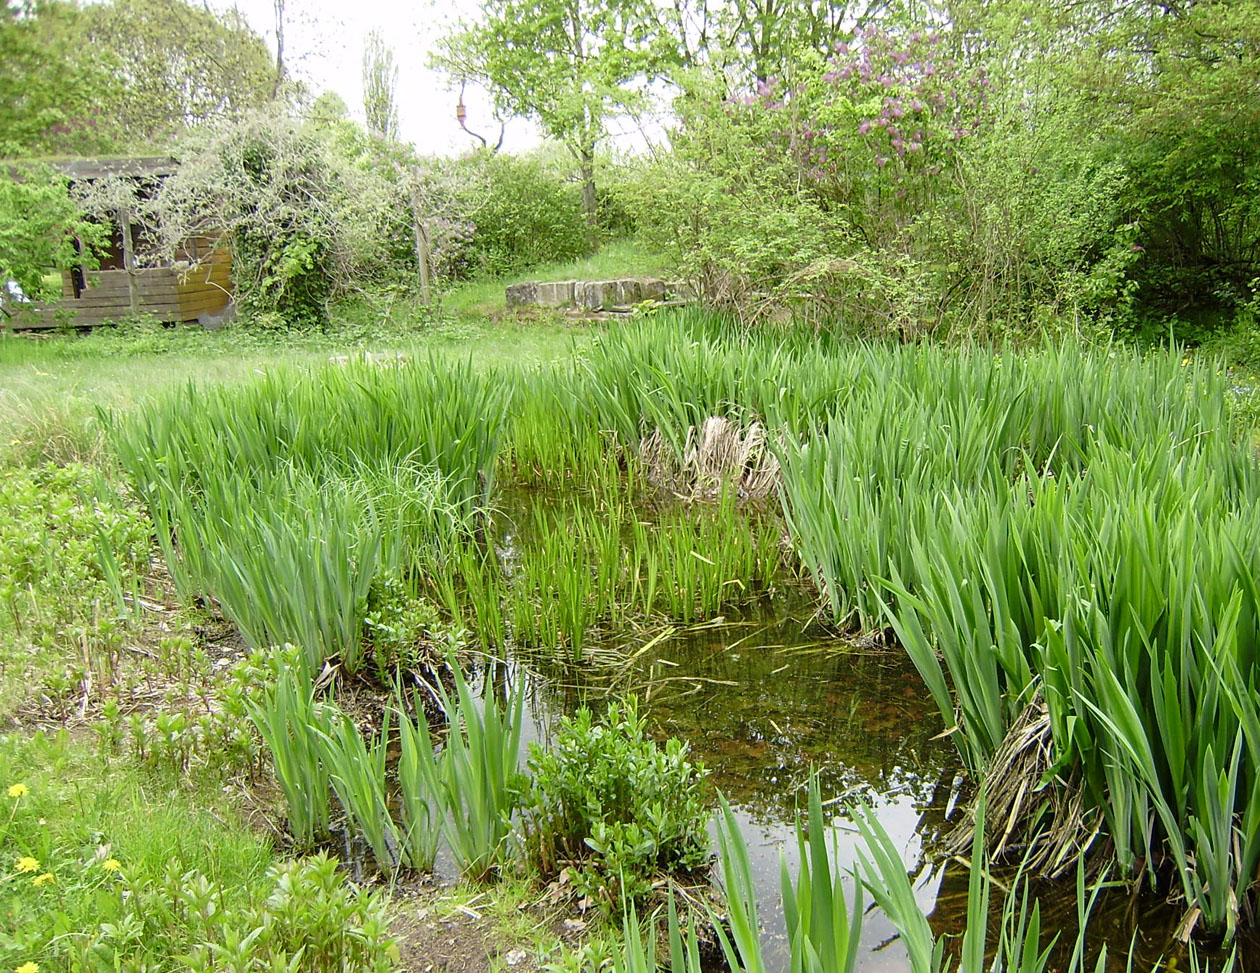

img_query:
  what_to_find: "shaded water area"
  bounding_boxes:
[511,611,1254,972]
[486,491,1254,973]
[517,606,953,972]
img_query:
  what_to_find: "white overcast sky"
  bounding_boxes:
[210,0,543,155]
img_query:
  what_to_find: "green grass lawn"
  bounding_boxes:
[0,314,597,467]
[0,238,664,466]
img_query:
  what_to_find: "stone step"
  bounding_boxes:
[506,277,693,310]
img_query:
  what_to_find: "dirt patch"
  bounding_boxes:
[387,880,605,973]
[390,889,539,973]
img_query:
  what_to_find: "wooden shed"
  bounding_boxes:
[8,157,233,331]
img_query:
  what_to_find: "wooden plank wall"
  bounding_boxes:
[7,244,233,331]
[177,245,232,321]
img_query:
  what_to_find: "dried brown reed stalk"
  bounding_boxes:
[639,417,781,500]
[946,696,1103,879]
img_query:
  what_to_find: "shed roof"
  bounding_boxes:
[47,157,179,182]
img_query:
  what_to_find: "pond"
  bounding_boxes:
[498,572,1254,972]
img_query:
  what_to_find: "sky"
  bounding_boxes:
[211,0,542,156]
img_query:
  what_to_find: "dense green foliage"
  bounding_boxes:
[110,357,504,672]
[524,701,710,906]
[457,152,592,276]
[0,165,104,301]
[0,463,149,674]
[1,0,272,157]
[0,733,396,972]
[435,0,675,223]
[641,0,1259,336]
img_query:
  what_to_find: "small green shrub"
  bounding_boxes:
[0,464,151,707]
[0,733,395,971]
[363,575,462,681]
[524,700,710,908]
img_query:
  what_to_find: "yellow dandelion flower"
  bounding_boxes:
[15,963,39,973]
[7,783,27,799]
[100,858,121,873]
[14,857,39,874]
[32,872,54,887]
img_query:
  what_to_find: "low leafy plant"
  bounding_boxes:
[0,463,150,675]
[363,575,461,681]
[159,853,397,973]
[524,700,710,908]
[0,732,397,971]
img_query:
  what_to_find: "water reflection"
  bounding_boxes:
[516,606,959,972]
[511,609,1254,973]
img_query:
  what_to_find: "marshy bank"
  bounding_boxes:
[4,310,1257,971]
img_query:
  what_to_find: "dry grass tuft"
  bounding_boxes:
[639,417,780,500]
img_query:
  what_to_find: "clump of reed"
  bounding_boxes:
[574,315,1260,939]
[504,486,785,658]
[606,773,1180,973]
[246,651,332,849]
[250,659,522,878]
[111,357,505,675]
[879,439,1260,939]
[763,335,1260,936]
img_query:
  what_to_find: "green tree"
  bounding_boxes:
[0,1,111,157]
[77,0,274,146]
[712,0,884,82]
[362,30,399,141]
[1,0,274,158]
[0,166,104,301]
[435,0,675,225]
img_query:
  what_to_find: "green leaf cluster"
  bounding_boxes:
[524,700,710,908]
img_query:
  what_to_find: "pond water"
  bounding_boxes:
[510,606,1254,973]
[472,490,1254,972]
[515,604,951,972]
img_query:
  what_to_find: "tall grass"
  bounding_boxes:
[506,485,784,656]
[780,778,863,973]
[853,792,1112,973]
[394,690,444,872]
[318,706,404,869]
[871,438,1260,936]
[249,659,524,877]
[246,660,332,848]
[607,773,1192,973]
[565,315,1260,939]
[105,308,1260,936]
[111,357,504,674]
[427,661,525,881]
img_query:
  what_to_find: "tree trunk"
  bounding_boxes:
[579,143,597,229]
[414,218,432,305]
[272,0,287,97]
[405,170,433,304]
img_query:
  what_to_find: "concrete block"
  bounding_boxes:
[505,282,539,307]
